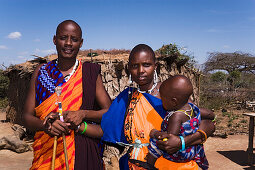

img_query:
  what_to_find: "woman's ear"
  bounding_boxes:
[155,62,160,75]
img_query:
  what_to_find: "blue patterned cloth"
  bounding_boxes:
[35,60,65,106]
[148,103,209,170]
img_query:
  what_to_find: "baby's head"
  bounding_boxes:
[159,75,193,111]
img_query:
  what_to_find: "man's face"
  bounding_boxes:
[53,23,83,60]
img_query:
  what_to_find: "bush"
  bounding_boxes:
[0,70,9,98]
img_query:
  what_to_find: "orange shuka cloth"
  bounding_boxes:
[124,92,198,170]
[30,61,83,170]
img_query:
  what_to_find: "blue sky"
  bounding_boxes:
[0,0,254,67]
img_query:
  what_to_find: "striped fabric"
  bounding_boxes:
[124,91,198,170]
[30,60,83,170]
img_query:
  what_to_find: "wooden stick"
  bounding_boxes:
[55,86,69,169]
[62,133,69,170]
[51,136,58,170]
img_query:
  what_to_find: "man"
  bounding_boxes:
[23,20,111,170]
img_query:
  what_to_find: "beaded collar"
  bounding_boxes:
[56,59,79,82]
[137,82,158,94]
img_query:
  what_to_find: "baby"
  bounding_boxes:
[147,75,209,170]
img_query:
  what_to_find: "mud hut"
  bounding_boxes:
[5,51,201,124]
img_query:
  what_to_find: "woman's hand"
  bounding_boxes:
[151,129,181,155]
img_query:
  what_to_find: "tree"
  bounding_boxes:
[0,69,9,98]
[211,71,226,82]
[204,52,255,74]
[156,43,196,70]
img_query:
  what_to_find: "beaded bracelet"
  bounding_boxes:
[197,129,207,144]
[81,121,87,135]
[212,115,217,125]
[179,136,185,152]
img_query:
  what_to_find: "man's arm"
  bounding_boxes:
[63,74,111,127]
[23,64,70,136]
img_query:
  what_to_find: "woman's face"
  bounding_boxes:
[128,51,156,90]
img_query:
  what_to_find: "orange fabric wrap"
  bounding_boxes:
[124,92,198,170]
[30,61,83,170]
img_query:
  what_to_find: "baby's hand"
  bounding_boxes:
[149,129,159,138]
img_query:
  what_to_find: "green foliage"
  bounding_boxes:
[0,97,8,108]
[211,71,226,82]
[0,70,9,98]
[156,43,196,67]
[157,44,181,57]
[240,119,247,124]
[87,52,98,57]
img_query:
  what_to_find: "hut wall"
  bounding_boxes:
[6,56,200,124]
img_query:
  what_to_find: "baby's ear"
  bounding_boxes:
[172,98,178,107]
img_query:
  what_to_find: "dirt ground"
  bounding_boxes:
[0,111,255,170]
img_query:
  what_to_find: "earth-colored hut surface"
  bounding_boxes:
[0,110,254,170]
[1,52,254,169]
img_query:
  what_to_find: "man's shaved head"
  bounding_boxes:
[160,75,193,108]
[56,20,82,37]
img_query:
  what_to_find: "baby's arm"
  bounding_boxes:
[166,112,185,135]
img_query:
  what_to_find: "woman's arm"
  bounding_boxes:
[154,119,215,154]
[63,74,111,127]
[77,122,103,139]
[200,107,215,120]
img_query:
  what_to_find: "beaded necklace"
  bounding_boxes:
[137,82,158,94]
[56,59,79,82]
[176,105,194,119]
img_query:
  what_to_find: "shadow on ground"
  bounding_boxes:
[217,150,254,169]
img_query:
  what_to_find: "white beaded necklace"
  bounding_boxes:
[56,59,79,82]
[137,82,158,94]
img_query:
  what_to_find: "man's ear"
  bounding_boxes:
[80,38,83,48]
[53,35,56,45]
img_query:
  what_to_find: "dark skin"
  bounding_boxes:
[148,75,207,165]
[23,20,111,137]
[78,47,215,143]
[128,50,215,158]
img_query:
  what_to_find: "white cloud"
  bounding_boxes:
[223,45,230,49]
[0,45,8,49]
[34,48,56,55]
[17,56,25,59]
[34,38,40,42]
[7,32,22,39]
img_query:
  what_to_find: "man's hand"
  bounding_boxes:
[63,110,86,129]
[43,112,70,137]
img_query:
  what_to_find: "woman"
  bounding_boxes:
[101,44,215,169]
[23,20,111,170]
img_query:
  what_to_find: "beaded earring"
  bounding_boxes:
[153,70,159,84]
[128,74,133,94]
[129,74,133,84]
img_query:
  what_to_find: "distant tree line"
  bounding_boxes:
[200,51,255,109]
